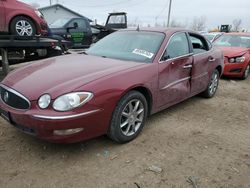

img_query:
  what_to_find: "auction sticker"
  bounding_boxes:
[132,49,154,59]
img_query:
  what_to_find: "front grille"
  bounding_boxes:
[0,85,30,110]
[230,68,242,73]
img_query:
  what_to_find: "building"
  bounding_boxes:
[39,4,92,25]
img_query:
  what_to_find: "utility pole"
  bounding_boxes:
[167,0,172,27]
[49,0,52,6]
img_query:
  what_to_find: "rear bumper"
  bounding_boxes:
[37,20,49,36]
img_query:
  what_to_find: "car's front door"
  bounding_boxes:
[67,18,92,48]
[158,32,193,108]
[0,0,5,31]
[188,33,213,94]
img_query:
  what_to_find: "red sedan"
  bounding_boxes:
[0,28,224,143]
[214,32,250,79]
[0,0,48,36]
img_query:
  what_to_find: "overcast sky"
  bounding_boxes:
[21,0,250,30]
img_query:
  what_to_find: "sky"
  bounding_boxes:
[21,0,250,30]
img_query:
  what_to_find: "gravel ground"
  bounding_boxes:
[0,66,249,188]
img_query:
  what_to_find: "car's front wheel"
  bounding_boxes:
[242,64,250,80]
[10,16,36,36]
[108,91,148,143]
[202,69,220,98]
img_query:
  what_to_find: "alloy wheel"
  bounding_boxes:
[209,71,219,95]
[15,20,33,36]
[120,99,144,137]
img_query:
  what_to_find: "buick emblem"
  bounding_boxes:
[3,92,9,103]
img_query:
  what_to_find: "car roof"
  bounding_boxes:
[122,27,199,35]
[225,32,250,37]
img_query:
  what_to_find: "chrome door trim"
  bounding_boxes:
[161,77,191,90]
[191,72,208,80]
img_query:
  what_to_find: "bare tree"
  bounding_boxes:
[170,19,186,28]
[30,3,40,8]
[232,19,242,32]
[191,16,207,31]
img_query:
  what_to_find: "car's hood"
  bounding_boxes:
[217,46,248,57]
[2,54,142,100]
[17,1,35,10]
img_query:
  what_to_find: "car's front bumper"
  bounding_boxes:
[223,62,248,77]
[0,101,107,143]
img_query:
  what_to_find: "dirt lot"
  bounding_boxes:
[0,69,249,188]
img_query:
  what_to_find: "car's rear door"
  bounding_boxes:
[158,32,193,108]
[0,0,5,31]
[187,33,214,94]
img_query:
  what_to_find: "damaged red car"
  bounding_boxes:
[214,32,250,79]
[0,28,224,143]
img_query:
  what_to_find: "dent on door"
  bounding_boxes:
[158,56,193,108]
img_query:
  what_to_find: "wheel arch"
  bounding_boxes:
[123,86,153,116]
[215,65,223,76]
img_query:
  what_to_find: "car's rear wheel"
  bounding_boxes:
[10,16,36,36]
[108,91,148,143]
[201,69,220,98]
[241,64,250,80]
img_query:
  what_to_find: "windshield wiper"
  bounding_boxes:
[79,51,88,55]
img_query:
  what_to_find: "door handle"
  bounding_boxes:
[208,57,216,62]
[183,64,193,69]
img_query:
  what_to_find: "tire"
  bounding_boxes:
[108,91,148,143]
[201,69,220,98]
[241,64,250,80]
[10,16,36,36]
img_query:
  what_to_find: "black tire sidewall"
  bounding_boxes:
[109,91,148,143]
[242,65,250,80]
[208,69,220,97]
[10,16,37,36]
[202,69,220,98]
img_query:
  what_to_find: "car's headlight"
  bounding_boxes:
[229,56,246,63]
[35,10,44,18]
[53,92,93,112]
[38,94,51,109]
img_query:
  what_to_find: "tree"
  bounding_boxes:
[232,19,242,32]
[170,19,186,28]
[191,16,207,31]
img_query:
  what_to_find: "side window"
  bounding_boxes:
[189,34,209,54]
[68,19,87,30]
[163,32,190,60]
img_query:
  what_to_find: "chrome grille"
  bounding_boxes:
[0,85,30,110]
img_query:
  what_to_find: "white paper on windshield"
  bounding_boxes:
[132,49,154,59]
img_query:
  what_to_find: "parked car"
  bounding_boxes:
[203,32,223,42]
[0,0,48,36]
[213,32,250,79]
[49,12,127,48]
[49,17,93,48]
[0,28,224,143]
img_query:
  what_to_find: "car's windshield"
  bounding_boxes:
[50,18,71,28]
[214,35,250,48]
[86,31,165,63]
[204,34,215,41]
